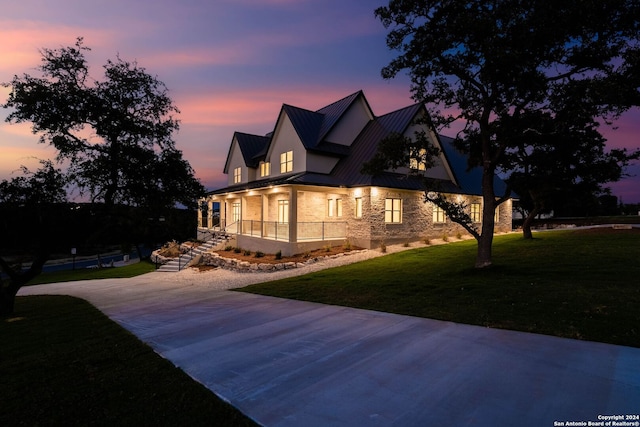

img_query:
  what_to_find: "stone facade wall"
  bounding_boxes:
[201,186,514,252]
[243,196,262,221]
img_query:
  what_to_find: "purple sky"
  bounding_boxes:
[2,0,639,202]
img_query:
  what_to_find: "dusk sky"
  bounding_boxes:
[2,0,639,203]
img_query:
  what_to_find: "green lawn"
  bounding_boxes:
[1,295,257,427]
[26,260,157,285]
[239,228,640,348]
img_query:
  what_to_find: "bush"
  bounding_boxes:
[254,251,265,258]
[243,249,251,256]
[275,250,282,260]
[380,242,387,253]
[233,247,241,253]
[224,245,234,251]
[343,240,352,251]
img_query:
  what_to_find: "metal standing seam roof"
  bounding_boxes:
[223,132,270,172]
[212,91,508,197]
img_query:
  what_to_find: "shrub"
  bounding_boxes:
[442,234,449,242]
[243,249,251,256]
[233,247,241,253]
[403,241,410,247]
[380,242,387,253]
[254,251,265,258]
[456,231,462,239]
[343,240,352,251]
[423,237,431,245]
[275,250,282,260]
[224,245,234,251]
[323,244,332,252]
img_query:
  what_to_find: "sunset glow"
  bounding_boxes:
[1,0,638,201]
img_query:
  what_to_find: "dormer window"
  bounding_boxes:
[409,148,427,171]
[233,167,241,183]
[260,161,271,177]
[280,151,293,173]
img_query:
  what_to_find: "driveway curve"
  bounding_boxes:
[19,249,640,427]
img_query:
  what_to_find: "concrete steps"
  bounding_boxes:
[157,234,231,272]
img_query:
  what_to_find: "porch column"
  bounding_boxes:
[207,199,213,228]
[221,201,227,230]
[261,194,267,238]
[288,188,297,242]
[197,199,203,228]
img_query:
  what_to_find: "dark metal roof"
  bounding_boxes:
[315,90,364,141]
[438,135,510,197]
[329,103,424,186]
[234,132,269,168]
[213,91,509,198]
[281,104,324,149]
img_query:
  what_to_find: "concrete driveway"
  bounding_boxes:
[19,271,640,426]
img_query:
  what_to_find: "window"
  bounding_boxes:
[409,148,427,171]
[385,198,402,223]
[327,198,343,218]
[494,205,500,223]
[433,205,446,223]
[278,199,289,223]
[232,202,241,223]
[327,199,335,217]
[260,162,270,177]
[355,197,362,218]
[471,203,481,223]
[280,151,293,173]
[233,167,241,184]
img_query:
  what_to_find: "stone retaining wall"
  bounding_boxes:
[200,249,367,273]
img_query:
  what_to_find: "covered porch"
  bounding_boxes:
[198,185,349,256]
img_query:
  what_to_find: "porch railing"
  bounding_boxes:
[238,220,347,242]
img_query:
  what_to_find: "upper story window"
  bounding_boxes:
[409,148,427,171]
[280,151,293,173]
[385,198,402,223]
[260,161,270,177]
[233,167,241,184]
[471,203,481,223]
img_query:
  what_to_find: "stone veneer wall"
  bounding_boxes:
[344,188,512,248]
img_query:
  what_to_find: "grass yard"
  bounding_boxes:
[25,260,157,285]
[1,295,257,427]
[239,228,640,348]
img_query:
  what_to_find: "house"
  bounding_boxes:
[197,90,513,256]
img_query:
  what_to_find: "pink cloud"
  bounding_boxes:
[0,20,116,76]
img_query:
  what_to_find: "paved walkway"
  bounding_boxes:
[19,269,640,426]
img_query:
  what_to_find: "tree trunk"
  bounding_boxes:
[0,284,20,317]
[0,251,49,316]
[521,207,540,239]
[476,164,497,268]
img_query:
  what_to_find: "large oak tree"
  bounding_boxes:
[2,38,204,210]
[0,161,67,315]
[373,0,640,267]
